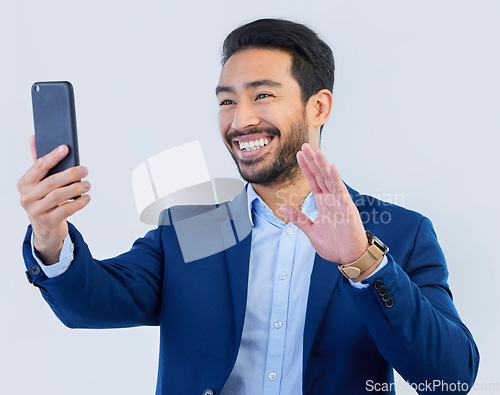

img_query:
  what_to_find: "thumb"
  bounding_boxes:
[30,134,37,163]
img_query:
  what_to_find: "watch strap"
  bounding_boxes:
[338,244,385,279]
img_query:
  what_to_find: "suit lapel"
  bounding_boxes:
[223,186,252,349]
[224,233,251,346]
[302,254,341,373]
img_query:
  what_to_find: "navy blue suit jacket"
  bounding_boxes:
[23,184,479,394]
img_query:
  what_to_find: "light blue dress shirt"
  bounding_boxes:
[32,183,387,395]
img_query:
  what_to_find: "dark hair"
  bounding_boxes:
[222,18,335,105]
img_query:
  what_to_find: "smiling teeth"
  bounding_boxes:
[239,138,270,151]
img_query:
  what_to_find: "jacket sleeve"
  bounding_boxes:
[22,221,165,329]
[345,216,479,393]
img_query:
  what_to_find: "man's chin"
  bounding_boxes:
[237,167,288,187]
[236,164,271,185]
[237,169,266,184]
[237,156,265,166]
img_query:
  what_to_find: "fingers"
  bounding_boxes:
[18,138,91,255]
[329,163,349,196]
[45,195,91,226]
[300,144,330,193]
[30,166,88,202]
[18,144,69,192]
[29,180,91,216]
[298,143,348,198]
[298,143,336,194]
[314,149,335,193]
[21,176,90,220]
[19,170,91,247]
[297,151,322,195]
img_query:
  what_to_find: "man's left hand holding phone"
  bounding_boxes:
[18,81,91,267]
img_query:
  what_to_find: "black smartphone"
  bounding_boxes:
[31,81,80,179]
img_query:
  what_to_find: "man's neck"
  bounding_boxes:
[251,176,311,224]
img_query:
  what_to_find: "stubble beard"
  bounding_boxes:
[226,117,309,189]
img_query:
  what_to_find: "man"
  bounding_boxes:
[18,19,479,394]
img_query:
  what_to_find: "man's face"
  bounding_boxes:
[216,48,310,187]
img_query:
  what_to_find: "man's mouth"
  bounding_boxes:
[231,135,275,158]
[236,137,272,151]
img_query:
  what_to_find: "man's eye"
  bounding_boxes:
[256,93,272,100]
[219,99,234,106]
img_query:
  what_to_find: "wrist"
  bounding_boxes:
[33,235,64,266]
[338,231,389,280]
[350,256,384,283]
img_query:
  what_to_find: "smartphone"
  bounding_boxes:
[31,81,80,179]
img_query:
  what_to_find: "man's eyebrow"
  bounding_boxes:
[244,79,282,90]
[215,85,235,96]
[215,79,282,96]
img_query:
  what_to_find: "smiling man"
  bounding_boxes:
[19,19,478,394]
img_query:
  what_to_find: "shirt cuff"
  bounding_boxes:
[30,232,74,278]
[348,255,388,289]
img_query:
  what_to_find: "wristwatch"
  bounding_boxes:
[338,231,389,279]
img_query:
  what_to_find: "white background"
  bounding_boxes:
[1,0,499,393]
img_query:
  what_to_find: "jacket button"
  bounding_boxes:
[384,298,394,308]
[202,389,214,395]
[373,279,383,290]
[377,285,388,296]
[381,292,392,302]
[29,264,41,276]
[25,271,33,284]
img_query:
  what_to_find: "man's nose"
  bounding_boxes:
[231,101,260,131]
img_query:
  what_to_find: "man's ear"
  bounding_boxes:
[307,89,333,128]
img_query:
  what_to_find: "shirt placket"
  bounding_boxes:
[262,222,297,394]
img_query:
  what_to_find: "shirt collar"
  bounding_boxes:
[246,183,259,227]
[245,182,318,227]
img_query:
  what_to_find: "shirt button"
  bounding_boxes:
[274,321,282,329]
[268,372,277,381]
[286,227,292,235]
[70,243,74,253]
[279,272,287,280]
